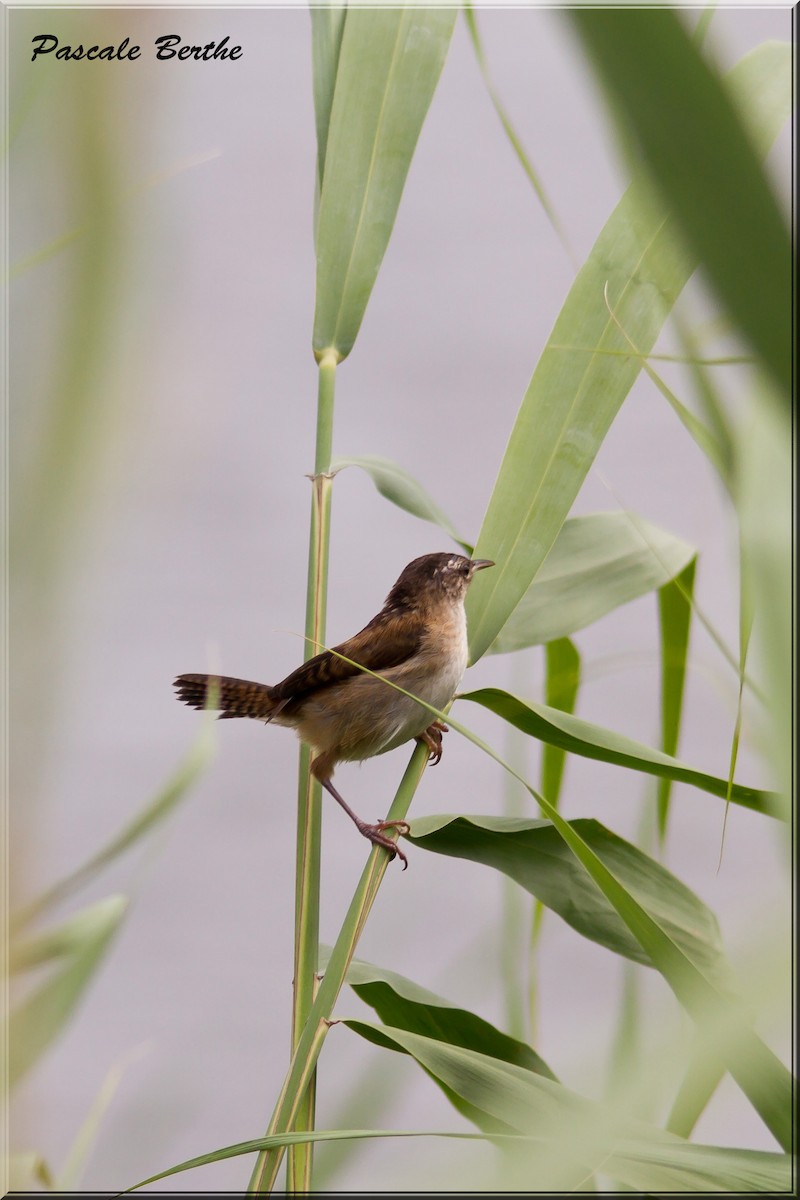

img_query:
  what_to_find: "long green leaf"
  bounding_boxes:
[541,638,581,806]
[657,558,697,841]
[8,895,127,1086]
[460,688,780,819]
[310,5,347,199]
[125,1122,793,1194]
[465,40,791,662]
[463,4,572,259]
[408,814,730,985]
[342,1024,794,1191]
[487,512,695,653]
[735,385,791,813]
[571,14,791,400]
[331,454,471,552]
[335,951,556,1133]
[313,7,456,361]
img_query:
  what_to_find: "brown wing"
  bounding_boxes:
[271,609,425,704]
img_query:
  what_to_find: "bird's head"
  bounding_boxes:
[386,552,494,611]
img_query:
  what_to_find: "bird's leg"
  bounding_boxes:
[319,777,409,869]
[417,720,449,766]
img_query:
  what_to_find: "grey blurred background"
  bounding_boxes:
[8,4,792,1191]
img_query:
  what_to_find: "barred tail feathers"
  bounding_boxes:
[173,673,280,721]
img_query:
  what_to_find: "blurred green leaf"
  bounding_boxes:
[541,637,581,807]
[313,7,456,360]
[9,899,121,973]
[667,1039,727,1140]
[125,1117,793,1195]
[671,312,736,488]
[7,1153,55,1191]
[8,895,127,1087]
[603,1139,793,1193]
[735,385,791,812]
[602,295,731,483]
[466,40,791,663]
[571,14,791,400]
[331,454,471,552]
[459,688,780,819]
[657,558,697,841]
[463,3,572,259]
[486,512,695,653]
[57,1045,149,1190]
[11,718,214,931]
[408,814,730,983]
[342,1024,793,1190]
[334,951,556,1134]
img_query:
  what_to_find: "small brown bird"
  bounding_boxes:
[174,552,493,868]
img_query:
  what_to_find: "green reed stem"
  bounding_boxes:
[286,354,336,1192]
[248,742,430,1194]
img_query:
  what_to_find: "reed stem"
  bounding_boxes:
[248,743,429,1194]
[285,354,336,1192]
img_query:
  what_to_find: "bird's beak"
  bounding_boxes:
[469,559,495,573]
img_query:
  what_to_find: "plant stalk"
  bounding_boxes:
[248,742,430,1194]
[286,354,336,1192]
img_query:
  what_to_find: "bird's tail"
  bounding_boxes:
[173,673,282,721]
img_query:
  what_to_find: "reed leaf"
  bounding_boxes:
[459,688,779,819]
[331,454,471,552]
[313,7,457,361]
[486,512,695,653]
[466,40,791,663]
[8,895,127,1087]
[657,559,697,842]
[408,815,730,984]
[571,13,791,400]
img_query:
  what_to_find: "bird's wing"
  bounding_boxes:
[271,609,426,704]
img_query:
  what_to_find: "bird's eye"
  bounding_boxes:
[460,563,470,576]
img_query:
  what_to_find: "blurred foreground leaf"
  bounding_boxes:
[571,14,791,400]
[11,717,214,930]
[8,895,127,1086]
[466,40,791,662]
[342,1024,793,1191]
[127,1120,793,1194]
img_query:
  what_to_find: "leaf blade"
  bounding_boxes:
[465,40,792,662]
[460,687,780,818]
[331,454,471,552]
[313,8,457,360]
[486,512,695,653]
[571,13,791,400]
[408,814,730,982]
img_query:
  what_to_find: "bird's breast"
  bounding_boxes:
[390,602,468,719]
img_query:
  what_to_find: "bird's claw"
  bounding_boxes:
[360,820,410,869]
[418,721,449,766]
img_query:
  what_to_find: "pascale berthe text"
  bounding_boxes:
[30,34,243,62]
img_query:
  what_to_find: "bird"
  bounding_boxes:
[173,552,494,868]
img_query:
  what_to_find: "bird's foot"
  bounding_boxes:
[418,721,449,765]
[357,820,410,869]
